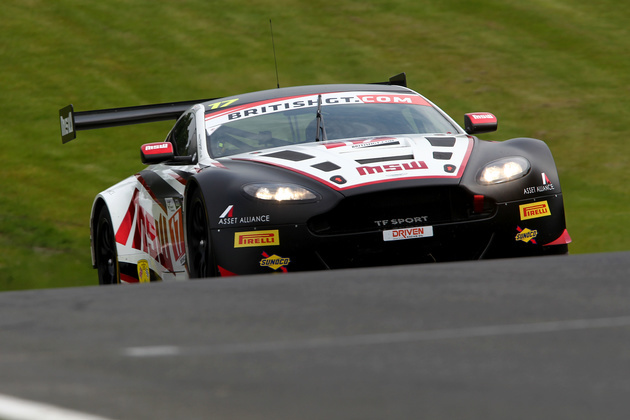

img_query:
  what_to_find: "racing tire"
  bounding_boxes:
[95,205,120,285]
[185,188,217,278]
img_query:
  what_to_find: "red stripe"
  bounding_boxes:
[169,171,187,185]
[115,189,139,245]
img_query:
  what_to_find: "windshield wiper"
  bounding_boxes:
[315,94,327,142]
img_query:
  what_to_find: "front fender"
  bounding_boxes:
[185,160,344,230]
[460,137,562,203]
[89,176,139,268]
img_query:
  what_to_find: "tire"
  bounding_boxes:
[185,188,217,278]
[95,205,120,285]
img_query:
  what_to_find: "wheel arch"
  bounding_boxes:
[183,177,219,277]
[183,178,202,212]
[90,197,109,269]
[183,177,205,235]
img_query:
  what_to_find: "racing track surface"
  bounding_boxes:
[1,251,630,419]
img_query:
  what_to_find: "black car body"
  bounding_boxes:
[59,74,570,283]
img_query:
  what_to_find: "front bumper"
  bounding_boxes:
[210,192,569,275]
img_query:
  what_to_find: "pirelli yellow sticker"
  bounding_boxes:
[234,230,280,248]
[519,201,551,220]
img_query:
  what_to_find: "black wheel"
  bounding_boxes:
[185,188,216,278]
[95,205,120,285]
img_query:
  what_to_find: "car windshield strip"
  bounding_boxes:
[205,92,459,158]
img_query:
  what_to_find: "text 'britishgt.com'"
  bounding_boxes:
[59,73,571,284]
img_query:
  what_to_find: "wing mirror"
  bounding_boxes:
[141,142,175,164]
[464,113,498,135]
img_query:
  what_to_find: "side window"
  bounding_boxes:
[168,112,197,160]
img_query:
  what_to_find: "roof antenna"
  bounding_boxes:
[270,19,280,88]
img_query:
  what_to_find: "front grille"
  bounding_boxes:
[308,186,493,235]
[312,225,495,269]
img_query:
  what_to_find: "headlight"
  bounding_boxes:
[243,183,319,201]
[477,157,530,185]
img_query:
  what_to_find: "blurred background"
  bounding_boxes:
[1,0,628,290]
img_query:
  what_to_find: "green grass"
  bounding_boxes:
[1,0,629,290]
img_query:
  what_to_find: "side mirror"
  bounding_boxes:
[141,142,174,164]
[464,113,498,135]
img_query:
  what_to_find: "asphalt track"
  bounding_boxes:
[1,251,629,420]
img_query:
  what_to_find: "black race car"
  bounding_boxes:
[59,73,571,284]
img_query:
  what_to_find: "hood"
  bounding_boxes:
[227,134,474,191]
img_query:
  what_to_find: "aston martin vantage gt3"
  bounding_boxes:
[59,73,571,284]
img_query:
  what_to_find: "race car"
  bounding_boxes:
[59,73,571,284]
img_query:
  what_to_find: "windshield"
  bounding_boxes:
[205,93,459,158]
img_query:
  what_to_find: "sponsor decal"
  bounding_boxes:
[260,251,290,271]
[519,201,551,220]
[219,204,236,224]
[137,259,150,283]
[524,173,555,194]
[234,230,280,248]
[357,160,428,176]
[141,143,174,164]
[225,96,356,122]
[357,94,430,106]
[219,205,270,225]
[165,197,178,213]
[516,226,538,244]
[206,93,432,125]
[60,113,73,137]
[375,216,428,227]
[336,137,400,149]
[468,113,496,123]
[383,226,434,241]
[143,143,170,152]
[115,189,185,273]
[239,215,271,223]
[59,104,76,143]
[350,138,399,148]
[220,205,234,218]
[324,137,400,150]
[207,98,239,110]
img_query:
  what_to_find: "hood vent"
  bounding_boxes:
[311,161,341,172]
[426,137,456,147]
[262,150,314,161]
[433,152,453,160]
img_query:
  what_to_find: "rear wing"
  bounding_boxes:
[59,73,407,144]
[59,98,214,143]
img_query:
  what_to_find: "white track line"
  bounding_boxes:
[124,315,630,357]
[0,394,115,420]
